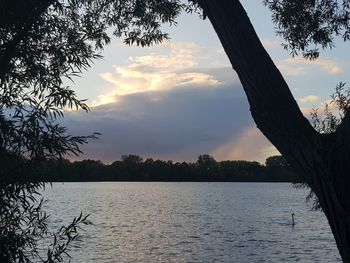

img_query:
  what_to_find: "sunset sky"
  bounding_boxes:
[64,2,350,164]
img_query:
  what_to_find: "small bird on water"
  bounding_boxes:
[292,213,295,226]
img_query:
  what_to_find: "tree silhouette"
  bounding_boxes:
[196,154,218,180]
[264,0,350,59]
[2,0,350,261]
[0,0,102,261]
[39,154,297,183]
[265,156,289,169]
[196,1,350,260]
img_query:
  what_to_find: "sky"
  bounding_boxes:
[63,1,350,164]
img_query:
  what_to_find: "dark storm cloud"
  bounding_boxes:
[64,82,254,163]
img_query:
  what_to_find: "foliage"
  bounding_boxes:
[0,0,198,161]
[0,15,97,256]
[1,1,196,260]
[0,0,126,261]
[293,182,322,210]
[294,83,350,210]
[0,87,96,263]
[264,0,350,59]
[2,0,348,260]
[0,105,94,263]
[311,82,350,134]
[196,154,218,179]
[0,180,91,262]
[265,155,290,168]
[1,0,188,158]
[39,154,301,183]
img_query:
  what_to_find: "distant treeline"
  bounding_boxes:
[40,154,302,182]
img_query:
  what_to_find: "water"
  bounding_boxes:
[43,182,341,262]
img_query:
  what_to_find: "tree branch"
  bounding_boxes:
[197,0,318,173]
[0,0,56,79]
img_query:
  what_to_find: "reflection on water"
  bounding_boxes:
[43,182,341,262]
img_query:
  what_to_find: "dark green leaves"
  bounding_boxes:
[264,0,350,59]
[311,82,350,134]
[0,181,91,262]
[0,0,189,161]
[0,1,189,261]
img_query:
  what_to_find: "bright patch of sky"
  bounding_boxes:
[65,1,350,164]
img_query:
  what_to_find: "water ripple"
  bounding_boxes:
[43,182,341,262]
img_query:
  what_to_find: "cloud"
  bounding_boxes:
[64,82,256,163]
[277,64,307,76]
[215,48,226,55]
[63,41,279,164]
[278,57,344,76]
[211,126,279,164]
[311,58,344,75]
[298,97,339,122]
[261,38,279,49]
[94,41,222,106]
[298,95,319,104]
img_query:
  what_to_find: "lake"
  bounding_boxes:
[43,182,341,262]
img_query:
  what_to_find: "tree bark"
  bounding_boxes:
[197,0,350,261]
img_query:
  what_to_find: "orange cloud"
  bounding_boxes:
[211,126,279,163]
[278,57,344,76]
[261,38,279,49]
[298,95,319,104]
[93,41,221,106]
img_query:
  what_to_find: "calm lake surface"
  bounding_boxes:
[43,182,340,262]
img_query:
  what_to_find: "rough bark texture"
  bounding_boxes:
[197,0,350,261]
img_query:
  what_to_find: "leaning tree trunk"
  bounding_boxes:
[197,0,350,261]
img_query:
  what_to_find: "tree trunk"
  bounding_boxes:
[197,0,350,261]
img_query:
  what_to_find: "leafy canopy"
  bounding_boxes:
[1,0,349,261]
[0,1,195,262]
[0,0,194,162]
[264,0,350,59]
